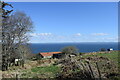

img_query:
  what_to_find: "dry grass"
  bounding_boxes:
[2,59,58,78]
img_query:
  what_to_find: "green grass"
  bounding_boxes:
[30,65,60,78]
[20,51,119,78]
[99,52,117,60]
[21,65,61,78]
[80,51,120,79]
[31,65,60,74]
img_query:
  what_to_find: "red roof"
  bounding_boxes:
[40,52,61,57]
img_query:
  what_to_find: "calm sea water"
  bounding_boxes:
[29,42,118,54]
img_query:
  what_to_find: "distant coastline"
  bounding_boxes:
[28,42,118,44]
[29,42,118,54]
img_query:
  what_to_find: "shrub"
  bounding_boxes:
[100,48,106,52]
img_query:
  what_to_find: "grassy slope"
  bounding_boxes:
[2,51,119,78]
[31,65,60,77]
[82,51,118,64]
[21,65,60,78]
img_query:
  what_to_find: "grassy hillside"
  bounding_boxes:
[2,51,119,79]
[21,65,60,78]
[82,51,118,64]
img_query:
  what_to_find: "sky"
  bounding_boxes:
[9,2,118,43]
[4,0,120,2]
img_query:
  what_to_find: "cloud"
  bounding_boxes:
[92,33,108,36]
[106,37,118,40]
[38,33,52,36]
[106,38,115,40]
[100,37,118,42]
[29,33,52,37]
[74,33,82,36]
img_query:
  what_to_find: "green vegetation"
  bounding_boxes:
[83,51,118,64]
[31,65,60,74]
[2,51,119,79]
[56,51,119,80]
[21,65,61,78]
[100,48,106,51]
[78,52,85,55]
[61,46,79,55]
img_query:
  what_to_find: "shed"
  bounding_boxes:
[39,52,62,59]
[107,48,113,51]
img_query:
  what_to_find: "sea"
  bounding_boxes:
[29,42,118,54]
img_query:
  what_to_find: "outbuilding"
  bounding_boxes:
[39,52,62,59]
[107,48,113,51]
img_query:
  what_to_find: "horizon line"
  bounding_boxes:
[27,42,118,44]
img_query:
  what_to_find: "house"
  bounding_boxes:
[39,52,62,59]
[15,58,23,66]
[107,48,113,51]
[53,53,65,59]
[40,52,52,58]
[68,53,77,57]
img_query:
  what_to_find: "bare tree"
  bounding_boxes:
[2,10,33,70]
[1,1,13,18]
[17,44,33,66]
[1,1,13,71]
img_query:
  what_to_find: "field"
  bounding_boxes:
[1,51,120,79]
[82,51,119,65]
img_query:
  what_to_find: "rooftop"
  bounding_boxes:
[40,52,62,57]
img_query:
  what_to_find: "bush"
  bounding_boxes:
[100,48,106,52]
[61,46,79,55]
[78,52,85,55]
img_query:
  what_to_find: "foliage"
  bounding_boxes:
[83,51,118,64]
[35,53,42,60]
[56,58,94,79]
[100,48,106,51]
[78,52,85,55]
[2,51,119,79]
[56,51,119,79]
[61,46,79,55]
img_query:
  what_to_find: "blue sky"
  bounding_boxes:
[10,2,118,43]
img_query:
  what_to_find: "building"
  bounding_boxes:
[39,52,62,59]
[107,48,113,51]
[53,53,65,59]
